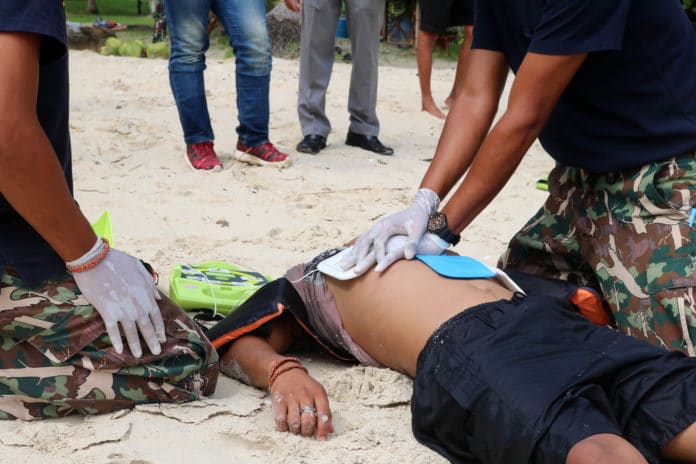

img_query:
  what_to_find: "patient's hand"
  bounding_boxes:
[270,368,334,441]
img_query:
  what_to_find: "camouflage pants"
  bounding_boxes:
[500,152,696,355]
[0,271,219,420]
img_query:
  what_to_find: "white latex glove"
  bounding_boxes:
[340,188,440,274]
[68,239,165,358]
[384,233,449,261]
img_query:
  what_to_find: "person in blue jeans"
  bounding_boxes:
[164,0,290,171]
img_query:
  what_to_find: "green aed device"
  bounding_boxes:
[169,261,271,316]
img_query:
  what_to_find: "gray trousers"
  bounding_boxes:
[298,0,386,138]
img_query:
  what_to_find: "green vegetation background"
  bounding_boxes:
[64,0,696,60]
[65,0,696,28]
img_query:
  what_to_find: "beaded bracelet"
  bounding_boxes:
[268,364,309,389]
[267,356,302,386]
[66,238,110,273]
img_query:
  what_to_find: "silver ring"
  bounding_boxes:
[319,413,330,423]
[300,406,317,415]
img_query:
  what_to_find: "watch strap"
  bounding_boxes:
[436,227,460,246]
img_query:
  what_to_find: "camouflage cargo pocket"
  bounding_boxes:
[599,155,696,353]
[0,272,104,363]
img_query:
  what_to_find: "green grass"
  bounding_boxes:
[64,0,236,53]
[64,0,153,26]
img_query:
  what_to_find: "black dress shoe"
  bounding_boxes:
[345,131,394,156]
[296,134,327,154]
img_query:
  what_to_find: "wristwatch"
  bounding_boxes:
[426,212,461,246]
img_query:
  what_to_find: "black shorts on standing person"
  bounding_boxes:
[420,0,475,34]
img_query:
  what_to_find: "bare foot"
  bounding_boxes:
[422,97,446,119]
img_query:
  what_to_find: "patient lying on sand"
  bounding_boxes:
[208,240,696,464]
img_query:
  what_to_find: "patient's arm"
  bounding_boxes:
[222,318,334,441]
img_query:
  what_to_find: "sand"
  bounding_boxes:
[0,49,553,463]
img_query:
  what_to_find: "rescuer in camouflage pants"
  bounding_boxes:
[0,271,218,420]
[501,152,696,355]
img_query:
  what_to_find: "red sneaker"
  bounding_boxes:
[234,140,291,167]
[186,141,223,171]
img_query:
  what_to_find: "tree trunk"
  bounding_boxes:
[87,0,99,14]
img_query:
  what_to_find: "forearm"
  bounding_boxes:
[0,124,96,260]
[0,32,96,261]
[420,90,501,198]
[420,49,509,199]
[439,51,588,233]
[441,110,543,232]
[223,335,288,388]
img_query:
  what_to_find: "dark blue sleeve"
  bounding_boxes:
[471,0,503,51]
[529,0,631,55]
[0,1,67,51]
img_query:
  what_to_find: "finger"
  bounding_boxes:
[137,264,161,300]
[286,399,302,435]
[402,239,418,260]
[385,234,408,254]
[337,247,357,271]
[149,304,167,343]
[300,404,317,437]
[372,225,395,264]
[120,318,143,359]
[373,238,386,265]
[353,230,377,265]
[104,320,124,354]
[137,316,161,356]
[352,249,376,275]
[314,396,332,441]
[403,219,427,259]
[130,277,160,320]
[271,389,290,432]
[374,249,403,272]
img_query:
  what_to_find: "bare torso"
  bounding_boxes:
[326,259,513,376]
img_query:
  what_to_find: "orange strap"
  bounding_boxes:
[571,288,612,326]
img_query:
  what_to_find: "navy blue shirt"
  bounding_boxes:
[472,0,696,172]
[0,2,72,285]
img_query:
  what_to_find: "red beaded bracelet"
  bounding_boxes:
[66,238,110,273]
[267,356,302,386]
[268,364,308,388]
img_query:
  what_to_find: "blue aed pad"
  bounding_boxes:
[416,254,525,294]
[416,255,497,279]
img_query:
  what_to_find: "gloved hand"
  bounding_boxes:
[340,188,440,274]
[335,233,449,279]
[68,238,165,358]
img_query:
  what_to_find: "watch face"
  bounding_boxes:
[428,213,447,232]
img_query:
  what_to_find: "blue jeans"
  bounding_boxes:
[164,0,272,146]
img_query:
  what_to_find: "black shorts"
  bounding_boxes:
[420,0,474,34]
[412,294,696,464]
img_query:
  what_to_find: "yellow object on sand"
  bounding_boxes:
[91,210,114,246]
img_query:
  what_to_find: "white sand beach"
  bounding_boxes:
[0,49,553,463]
